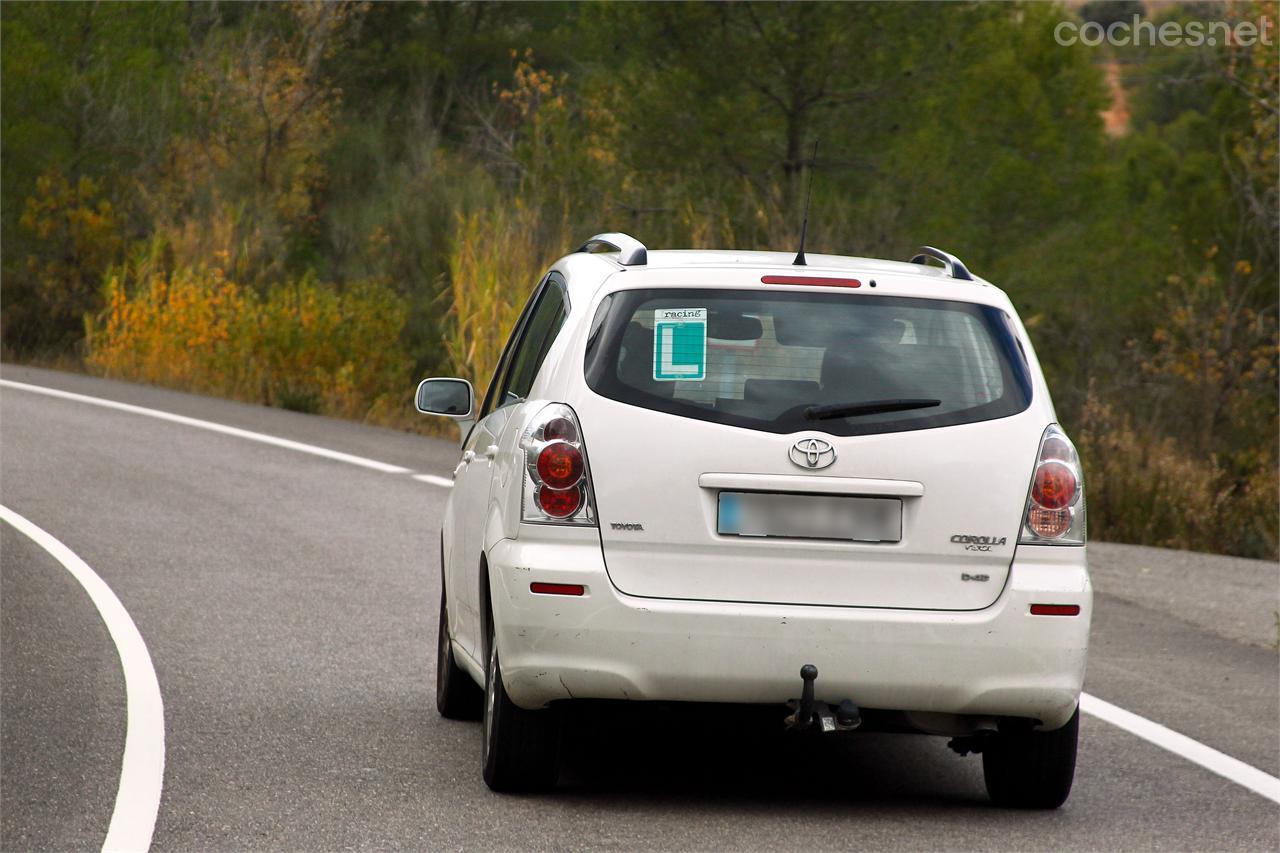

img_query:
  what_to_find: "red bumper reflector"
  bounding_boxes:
[530,582,585,596]
[1030,604,1080,616]
[761,275,861,288]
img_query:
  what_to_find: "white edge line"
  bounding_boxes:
[1080,692,1280,804]
[0,505,165,852]
[412,474,454,488]
[0,379,412,474]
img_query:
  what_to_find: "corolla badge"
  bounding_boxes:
[789,437,836,470]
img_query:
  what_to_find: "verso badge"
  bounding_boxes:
[789,438,836,470]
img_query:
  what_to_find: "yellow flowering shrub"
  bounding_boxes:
[86,265,412,424]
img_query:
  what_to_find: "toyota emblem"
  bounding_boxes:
[789,437,836,470]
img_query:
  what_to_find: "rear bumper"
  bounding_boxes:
[487,534,1090,729]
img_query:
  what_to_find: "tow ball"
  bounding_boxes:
[784,664,861,733]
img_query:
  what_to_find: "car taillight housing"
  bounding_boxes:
[1019,424,1086,545]
[520,403,597,526]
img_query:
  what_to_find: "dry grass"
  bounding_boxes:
[1075,391,1277,559]
[444,201,571,392]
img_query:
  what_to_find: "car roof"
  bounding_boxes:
[553,247,997,309]
[642,249,936,276]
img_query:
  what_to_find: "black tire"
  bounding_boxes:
[436,581,482,720]
[481,614,560,792]
[983,708,1079,809]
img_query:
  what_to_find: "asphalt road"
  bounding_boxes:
[2,364,1277,851]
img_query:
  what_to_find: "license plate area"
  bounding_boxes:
[717,491,902,543]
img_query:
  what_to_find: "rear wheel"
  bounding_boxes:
[983,708,1079,809]
[436,580,482,720]
[481,615,561,792]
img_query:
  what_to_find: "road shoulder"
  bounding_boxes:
[1088,541,1279,650]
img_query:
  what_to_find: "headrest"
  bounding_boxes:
[618,322,673,398]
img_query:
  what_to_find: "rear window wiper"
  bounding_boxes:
[804,398,942,420]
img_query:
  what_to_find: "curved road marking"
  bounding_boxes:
[0,379,411,475]
[0,505,165,852]
[5,377,1279,804]
[1080,692,1280,804]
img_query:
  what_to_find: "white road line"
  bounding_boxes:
[1080,692,1280,804]
[1,505,165,852]
[412,473,454,488]
[0,379,412,475]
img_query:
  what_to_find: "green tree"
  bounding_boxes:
[1,1,185,351]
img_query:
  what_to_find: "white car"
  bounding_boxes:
[418,233,1091,807]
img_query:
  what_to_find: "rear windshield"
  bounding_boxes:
[584,288,1032,437]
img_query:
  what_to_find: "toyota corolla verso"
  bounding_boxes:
[417,233,1091,807]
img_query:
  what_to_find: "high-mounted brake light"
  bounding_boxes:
[1019,425,1086,545]
[521,404,597,526]
[760,275,861,288]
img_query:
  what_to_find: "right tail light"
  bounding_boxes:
[1019,424,1086,545]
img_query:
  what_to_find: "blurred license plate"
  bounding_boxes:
[717,491,901,542]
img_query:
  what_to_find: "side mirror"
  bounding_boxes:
[415,378,474,419]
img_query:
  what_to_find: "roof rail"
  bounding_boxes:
[577,232,648,266]
[909,246,973,281]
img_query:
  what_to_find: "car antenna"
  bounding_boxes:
[792,138,819,266]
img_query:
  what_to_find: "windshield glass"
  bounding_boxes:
[583,288,1032,436]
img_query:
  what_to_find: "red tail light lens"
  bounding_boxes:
[543,416,577,442]
[1031,461,1077,510]
[1040,435,1073,462]
[1020,425,1086,545]
[536,441,583,489]
[537,486,582,518]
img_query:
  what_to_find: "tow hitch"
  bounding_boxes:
[784,664,862,733]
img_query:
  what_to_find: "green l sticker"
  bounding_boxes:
[652,308,707,381]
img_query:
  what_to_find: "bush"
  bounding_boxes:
[1075,391,1277,559]
[86,260,414,426]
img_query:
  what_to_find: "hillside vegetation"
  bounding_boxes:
[1,1,1275,557]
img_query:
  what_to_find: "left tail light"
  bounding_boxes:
[520,403,597,526]
[1019,424,1086,545]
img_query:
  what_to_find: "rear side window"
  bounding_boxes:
[584,288,1032,437]
[498,282,567,409]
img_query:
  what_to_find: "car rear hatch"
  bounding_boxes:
[576,273,1044,610]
